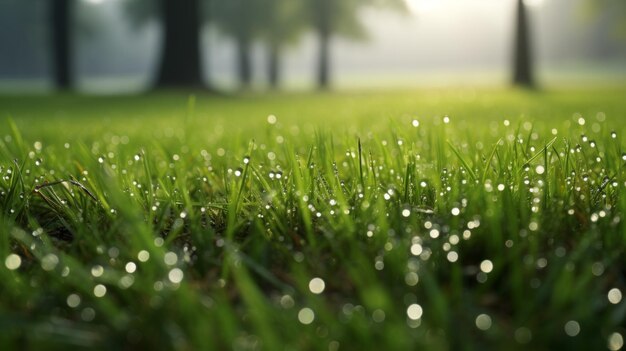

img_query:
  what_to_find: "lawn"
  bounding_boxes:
[1,87,626,350]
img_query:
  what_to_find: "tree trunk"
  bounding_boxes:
[513,0,534,87]
[316,29,330,90]
[156,0,203,88]
[236,36,252,89]
[268,43,280,89]
[51,0,73,89]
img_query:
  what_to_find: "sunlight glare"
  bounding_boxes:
[404,0,439,15]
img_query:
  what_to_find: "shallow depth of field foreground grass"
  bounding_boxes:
[1,87,626,350]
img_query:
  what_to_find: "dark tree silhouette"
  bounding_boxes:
[513,0,534,87]
[212,0,265,89]
[305,0,406,90]
[312,0,332,89]
[258,0,307,89]
[124,0,207,88]
[51,0,73,89]
[156,0,203,87]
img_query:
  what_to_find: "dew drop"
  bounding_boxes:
[480,260,493,273]
[298,308,315,325]
[125,262,137,274]
[475,314,492,330]
[66,294,81,308]
[4,253,21,270]
[608,288,623,304]
[564,320,580,336]
[93,284,107,298]
[41,254,59,271]
[308,277,326,294]
[406,304,423,320]
[168,268,184,283]
[608,333,624,351]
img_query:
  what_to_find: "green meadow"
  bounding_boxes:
[1,87,626,350]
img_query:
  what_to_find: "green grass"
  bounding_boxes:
[1,87,626,350]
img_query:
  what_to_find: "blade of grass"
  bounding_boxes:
[447,141,477,181]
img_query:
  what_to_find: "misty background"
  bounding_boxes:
[0,0,625,92]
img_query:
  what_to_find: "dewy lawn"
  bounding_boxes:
[1,87,625,350]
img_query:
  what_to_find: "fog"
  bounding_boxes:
[0,0,624,92]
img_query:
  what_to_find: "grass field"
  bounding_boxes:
[1,87,626,350]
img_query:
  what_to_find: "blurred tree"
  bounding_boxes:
[513,0,533,88]
[125,0,206,88]
[258,0,307,89]
[158,0,203,87]
[0,0,48,80]
[212,0,265,89]
[51,0,74,89]
[580,0,626,39]
[304,0,406,89]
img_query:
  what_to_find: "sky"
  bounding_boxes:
[0,0,624,91]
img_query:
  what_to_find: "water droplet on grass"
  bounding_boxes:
[480,260,493,273]
[93,284,107,298]
[429,229,440,238]
[372,309,386,323]
[4,253,21,270]
[81,308,96,321]
[137,250,150,262]
[608,288,622,304]
[164,252,178,266]
[119,275,135,289]
[67,294,81,308]
[564,320,580,336]
[410,243,423,256]
[298,308,315,325]
[168,268,184,283]
[309,277,325,294]
[125,262,137,274]
[608,333,624,351]
[407,304,423,320]
[91,265,104,277]
[475,314,492,330]
[41,254,59,271]
[405,272,419,286]
[280,295,294,308]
